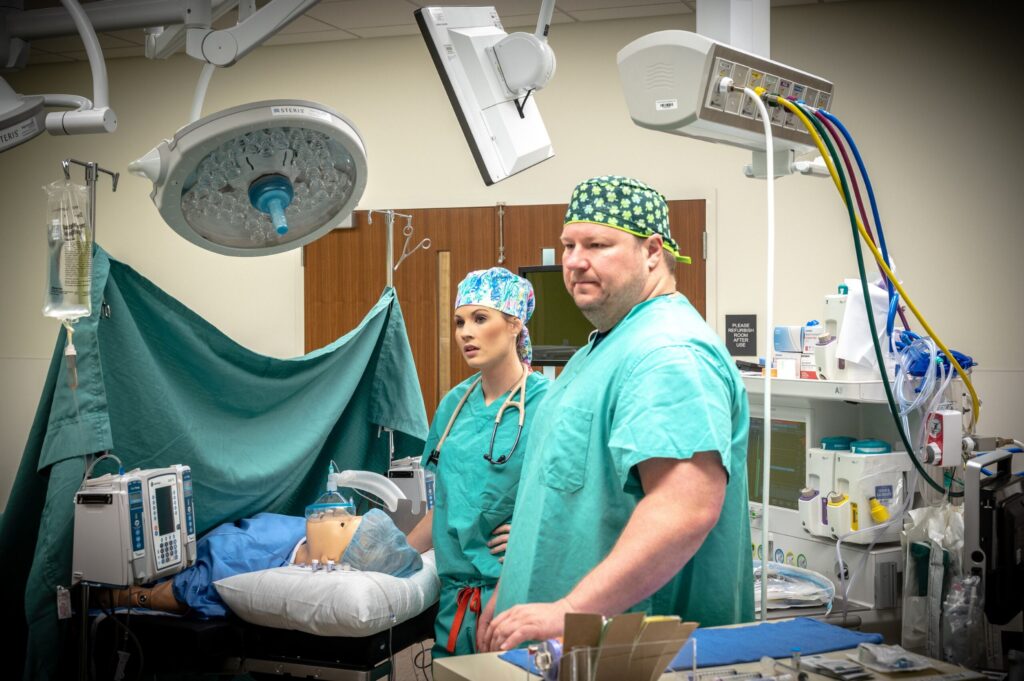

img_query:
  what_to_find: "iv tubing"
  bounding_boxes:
[838,347,950,618]
[83,452,124,484]
[776,97,980,433]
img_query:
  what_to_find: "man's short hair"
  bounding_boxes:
[662,249,677,276]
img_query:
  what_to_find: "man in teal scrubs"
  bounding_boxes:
[479,176,753,651]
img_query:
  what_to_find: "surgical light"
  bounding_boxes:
[129,100,367,257]
[0,81,45,153]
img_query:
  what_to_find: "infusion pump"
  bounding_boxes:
[73,465,197,587]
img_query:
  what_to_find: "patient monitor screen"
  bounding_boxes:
[155,485,175,536]
[520,266,595,364]
[747,417,807,511]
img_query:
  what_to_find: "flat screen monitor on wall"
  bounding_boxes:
[519,266,594,366]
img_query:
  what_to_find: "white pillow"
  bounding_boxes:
[214,550,439,637]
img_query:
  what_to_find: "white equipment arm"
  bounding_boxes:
[184,0,321,67]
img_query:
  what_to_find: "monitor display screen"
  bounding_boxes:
[747,417,807,511]
[519,266,594,365]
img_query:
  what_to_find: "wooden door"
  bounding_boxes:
[304,200,705,420]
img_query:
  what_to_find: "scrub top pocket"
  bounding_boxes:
[541,406,593,493]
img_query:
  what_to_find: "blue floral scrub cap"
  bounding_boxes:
[455,267,535,365]
[564,175,691,264]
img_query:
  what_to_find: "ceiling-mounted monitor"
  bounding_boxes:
[415,6,555,186]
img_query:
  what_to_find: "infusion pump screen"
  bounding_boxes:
[155,485,175,536]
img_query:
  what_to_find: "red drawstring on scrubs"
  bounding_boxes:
[446,586,482,654]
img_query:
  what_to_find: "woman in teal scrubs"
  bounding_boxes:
[407,268,548,657]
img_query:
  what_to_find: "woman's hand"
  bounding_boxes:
[488,523,511,563]
[406,509,434,553]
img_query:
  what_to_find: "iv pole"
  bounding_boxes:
[366,208,431,464]
[62,158,119,240]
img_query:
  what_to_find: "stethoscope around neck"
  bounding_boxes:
[428,365,529,466]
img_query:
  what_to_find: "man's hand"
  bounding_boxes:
[484,599,574,652]
[475,591,498,652]
[488,523,511,563]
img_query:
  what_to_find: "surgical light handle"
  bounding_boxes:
[328,470,406,513]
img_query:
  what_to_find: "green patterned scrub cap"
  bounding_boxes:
[564,175,691,264]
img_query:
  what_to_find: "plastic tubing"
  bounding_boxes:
[836,361,952,617]
[784,98,961,496]
[776,97,980,434]
[818,110,910,331]
[330,470,406,512]
[835,470,919,621]
[895,337,939,416]
[813,110,889,290]
[82,452,124,487]
[739,83,777,622]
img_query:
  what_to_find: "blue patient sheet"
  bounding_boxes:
[173,513,306,617]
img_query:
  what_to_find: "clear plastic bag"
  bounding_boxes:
[941,575,985,668]
[900,503,963,656]
[42,179,92,321]
[753,560,835,610]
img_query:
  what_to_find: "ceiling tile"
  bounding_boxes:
[265,28,359,45]
[567,4,693,22]
[29,32,136,53]
[27,50,76,65]
[500,10,576,29]
[101,29,147,45]
[490,0,562,15]
[64,45,147,61]
[278,14,339,33]
[305,0,418,29]
[345,24,423,38]
[209,9,337,32]
[558,0,685,11]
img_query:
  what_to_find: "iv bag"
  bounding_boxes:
[43,180,93,321]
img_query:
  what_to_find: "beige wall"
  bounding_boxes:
[2,0,1020,509]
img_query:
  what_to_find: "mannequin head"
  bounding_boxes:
[293,508,422,577]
